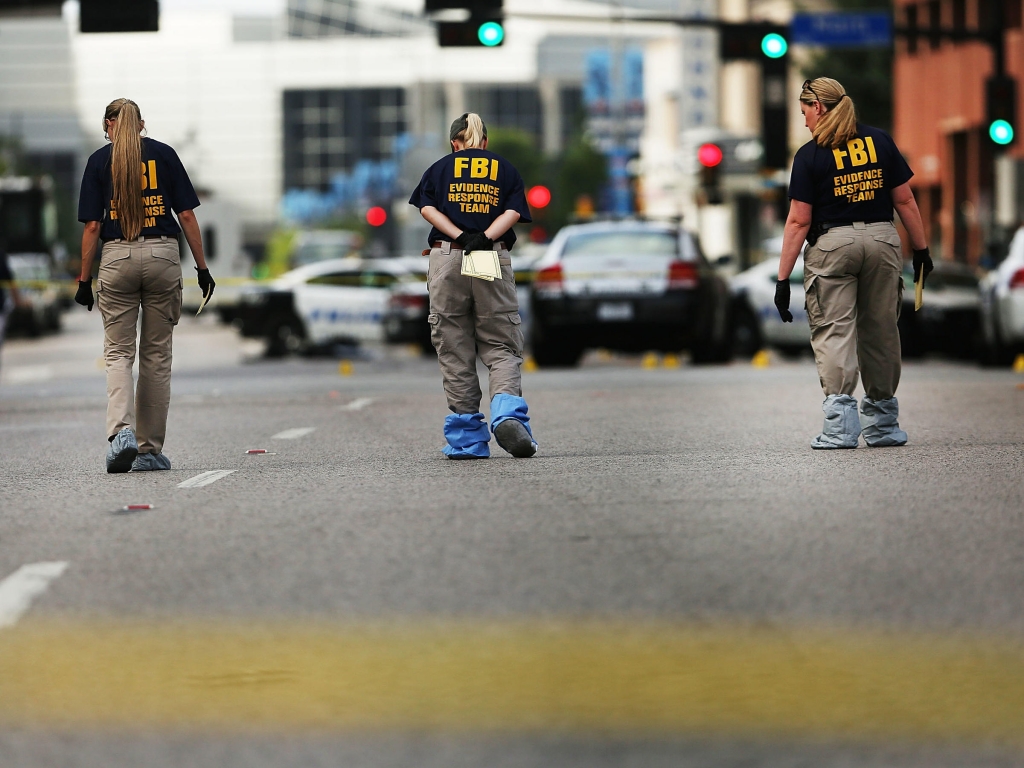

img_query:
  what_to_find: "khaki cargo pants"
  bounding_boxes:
[97,236,183,454]
[427,241,524,414]
[803,221,904,401]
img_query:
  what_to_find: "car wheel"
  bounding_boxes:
[730,298,762,358]
[265,314,305,358]
[775,344,808,359]
[531,324,583,368]
[45,306,62,332]
[979,313,1015,367]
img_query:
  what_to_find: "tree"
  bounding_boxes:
[486,128,544,188]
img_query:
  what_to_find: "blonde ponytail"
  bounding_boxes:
[801,77,857,149]
[449,112,488,149]
[104,98,145,241]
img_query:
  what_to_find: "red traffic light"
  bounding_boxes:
[366,206,387,227]
[698,143,724,168]
[526,185,551,209]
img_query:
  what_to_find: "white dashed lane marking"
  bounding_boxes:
[339,397,375,412]
[0,561,69,629]
[271,427,316,440]
[177,470,236,488]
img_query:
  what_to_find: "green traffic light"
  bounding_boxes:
[478,21,504,46]
[761,33,787,59]
[990,119,1014,145]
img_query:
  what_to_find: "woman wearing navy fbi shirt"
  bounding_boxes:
[774,78,933,449]
[409,113,537,460]
[76,98,215,473]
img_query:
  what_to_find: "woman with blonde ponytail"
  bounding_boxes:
[776,77,933,450]
[409,113,537,459]
[76,98,216,473]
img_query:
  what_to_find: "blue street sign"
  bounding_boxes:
[791,12,892,47]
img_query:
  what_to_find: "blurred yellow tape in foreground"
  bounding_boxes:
[1,621,1023,743]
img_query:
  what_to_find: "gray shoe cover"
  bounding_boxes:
[132,452,171,471]
[811,394,861,449]
[860,396,908,447]
[106,427,139,473]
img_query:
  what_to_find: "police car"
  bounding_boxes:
[981,225,1024,365]
[234,258,424,356]
[730,254,810,357]
[528,221,733,366]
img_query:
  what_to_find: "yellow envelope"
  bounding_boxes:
[461,251,502,281]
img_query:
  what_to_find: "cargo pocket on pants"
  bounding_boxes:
[804,277,823,329]
[507,311,524,354]
[427,312,441,348]
[171,278,183,326]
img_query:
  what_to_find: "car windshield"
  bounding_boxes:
[294,243,357,265]
[562,232,678,257]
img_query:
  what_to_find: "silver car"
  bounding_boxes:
[528,221,733,367]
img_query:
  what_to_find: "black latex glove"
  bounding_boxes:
[75,279,94,311]
[461,232,493,254]
[455,231,476,249]
[912,247,933,286]
[774,279,793,323]
[196,268,215,300]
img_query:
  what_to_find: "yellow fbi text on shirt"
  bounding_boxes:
[449,182,500,214]
[452,157,501,213]
[109,161,164,227]
[832,168,885,204]
[831,137,883,203]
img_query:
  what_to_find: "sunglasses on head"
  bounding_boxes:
[802,79,820,103]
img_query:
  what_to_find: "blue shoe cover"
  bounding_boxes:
[489,394,535,438]
[443,412,491,459]
[860,396,908,447]
[811,394,861,449]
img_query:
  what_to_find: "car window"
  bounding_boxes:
[359,271,401,288]
[562,232,678,257]
[9,259,50,281]
[306,272,362,287]
[396,271,427,283]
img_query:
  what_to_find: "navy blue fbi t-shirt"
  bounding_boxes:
[408,148,532,249]
[789,124,914,224]
[78,137,201,241]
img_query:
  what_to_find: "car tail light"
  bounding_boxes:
[387,293,426,318]
[534,263,564,294]
[667,260,699,289]
[388,294,426,309]
[1010,268,1024,289]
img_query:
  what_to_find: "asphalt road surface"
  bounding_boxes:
[2,310,1023,768]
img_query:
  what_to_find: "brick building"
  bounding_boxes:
[893,0,1024,264]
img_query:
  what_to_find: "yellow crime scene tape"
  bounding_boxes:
[1,620,1023,744]
[0,278,274,290]
[0,273,544,291]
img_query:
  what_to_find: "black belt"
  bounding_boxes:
[807,220,892,247]
[817,219,892,230]
[432,240,506,251]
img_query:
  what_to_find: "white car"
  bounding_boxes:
[234,257,423,356]
[731,255,810,357]
[980,226,1024,364]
